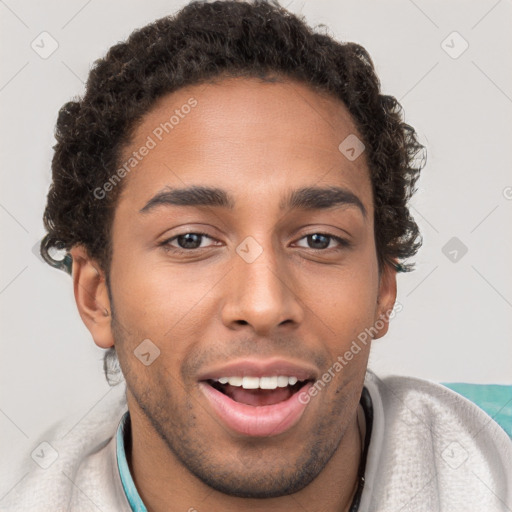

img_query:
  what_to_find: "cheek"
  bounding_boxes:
[110,256,220,349]
[305,256,379,316]
[304,263,379,364]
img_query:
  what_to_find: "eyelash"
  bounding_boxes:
[159,231,351,254]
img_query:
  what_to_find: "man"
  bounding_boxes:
[3,1,511,511]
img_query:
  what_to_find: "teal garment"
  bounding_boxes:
[116,411,147,512]
[442,383,512,438]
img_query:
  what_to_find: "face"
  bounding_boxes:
[72,76,396,499]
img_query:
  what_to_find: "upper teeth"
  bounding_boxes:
[215,376,302,390]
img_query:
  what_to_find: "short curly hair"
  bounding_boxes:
[41,0,425,275]
[40,0,425,383]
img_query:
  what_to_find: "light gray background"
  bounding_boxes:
[1,0,511,492]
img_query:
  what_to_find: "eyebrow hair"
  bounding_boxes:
[283,185,366,217]
[139,185,366,217]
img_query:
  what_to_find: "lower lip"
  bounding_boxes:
[199,381,313,437]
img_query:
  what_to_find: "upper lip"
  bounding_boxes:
[197,357,319,381]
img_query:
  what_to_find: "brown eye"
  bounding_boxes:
[160,232,218,252]
[174,233,206,249]
[295,233,350,250]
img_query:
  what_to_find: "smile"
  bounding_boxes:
[199,375,314,437]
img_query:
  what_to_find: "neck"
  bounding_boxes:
[126,399,364,512]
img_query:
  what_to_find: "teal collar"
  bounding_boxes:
[116,411,147,512]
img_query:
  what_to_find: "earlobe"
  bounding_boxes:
[69,245,115,349]
[373,262,398,340]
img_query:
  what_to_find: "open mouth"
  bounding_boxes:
[198,362,317,436]
[206,376,313,407]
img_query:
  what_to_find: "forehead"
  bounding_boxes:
[115,76,372,215]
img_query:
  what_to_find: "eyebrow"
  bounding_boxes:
[139,185,366,217]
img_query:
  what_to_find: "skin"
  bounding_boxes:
[70,76,397,512]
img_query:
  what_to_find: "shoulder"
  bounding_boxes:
[0,384,129,512]
[368,371,511,439]
[362,371,512,512]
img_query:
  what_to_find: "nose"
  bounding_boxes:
[220,240,304,336]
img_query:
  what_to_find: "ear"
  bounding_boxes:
[373,261,398,340]
[69,245,114,349]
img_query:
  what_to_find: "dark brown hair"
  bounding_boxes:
[40,0,425,382]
